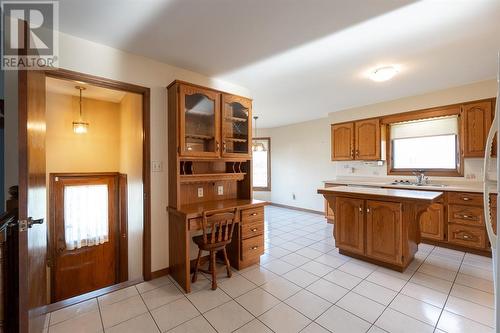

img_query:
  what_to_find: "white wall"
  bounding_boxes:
[119,93,144,280]
[262,80,497,212]
[253,118,335,212]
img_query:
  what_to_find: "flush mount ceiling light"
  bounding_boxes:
[72,86,89,134]
[369,65,400,82]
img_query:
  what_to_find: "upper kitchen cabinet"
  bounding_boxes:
[331,118,383,161]
[355,118,381,160]
[179,84,220,158]
[222,94,252,158]
[462,100,493,158]
[331,123,354,160]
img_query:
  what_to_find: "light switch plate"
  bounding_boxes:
[217,185,223,195]
[197,187,204,197]
[152,161,163,172]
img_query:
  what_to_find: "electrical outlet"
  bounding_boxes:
[197,187,204,198]
[217,185,224,195]
[152,161,163,172]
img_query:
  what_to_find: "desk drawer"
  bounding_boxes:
[241,235,264,261]
[241,207,264,223]
[241,220,264,239]
[188,217,202,231]
[448,224,486,249]
[448,205,484,226]
[448,192,483,206]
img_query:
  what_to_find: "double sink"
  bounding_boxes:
[387,181,448,188]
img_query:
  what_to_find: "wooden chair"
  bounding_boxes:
[191,208,239,290]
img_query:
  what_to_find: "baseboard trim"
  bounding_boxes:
[270,202,324,215]
[151,267,170,279]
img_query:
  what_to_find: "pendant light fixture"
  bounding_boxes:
[252,116,267,152]
[72,86,89,134]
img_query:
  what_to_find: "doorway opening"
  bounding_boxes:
[44,73,149,303]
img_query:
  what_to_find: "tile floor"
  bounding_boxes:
[43,206,496,333]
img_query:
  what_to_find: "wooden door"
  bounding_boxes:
[462,101,492,157]
[334,197,364,254]
[366,200,402,265]
[18,69,47,333]
[51,175,119,302]
[419,203,445,240]
[221,94,252,158]
[179,84,221,158]
[355,118,380,160]
[331,123,354,161]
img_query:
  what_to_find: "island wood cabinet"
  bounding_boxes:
[366,201,403,265]
[462,100,493,158]
[335,198,405,266]
[331,118,382,161]
[335,197,364,254]
[175,81,252,159]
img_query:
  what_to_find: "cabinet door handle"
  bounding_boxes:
[250,213,257,216]
[251,246,259,250]
[351,149,355,158]
[356,150,359,156]
[216,141,220,152]
[223,141,227,152]
[358,207,362,212]
[251,228,258,232]
[366,208,371,213]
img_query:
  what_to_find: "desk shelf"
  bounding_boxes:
[179,173,246,184]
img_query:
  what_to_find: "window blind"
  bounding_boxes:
[390,115,459,139]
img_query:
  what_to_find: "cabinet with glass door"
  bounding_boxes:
[179,85,220,158]
[222,94,252,158]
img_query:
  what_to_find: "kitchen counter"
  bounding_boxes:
[322,178,497,193]
[318,186,443,202]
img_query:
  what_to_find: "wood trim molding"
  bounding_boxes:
[150,268,170,280]
[253,137,271,191]
[44,68,152,281]
[269,203,323,215]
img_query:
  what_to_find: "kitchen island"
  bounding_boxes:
[318,186,443,271]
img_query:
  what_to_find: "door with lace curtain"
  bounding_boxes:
[51,174,120,302]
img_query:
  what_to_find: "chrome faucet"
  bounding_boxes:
[413,171,428,185]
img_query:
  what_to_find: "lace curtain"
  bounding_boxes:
[64,184,109,250]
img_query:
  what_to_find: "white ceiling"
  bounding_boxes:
[46,77,126,103]
[58,0,500,127]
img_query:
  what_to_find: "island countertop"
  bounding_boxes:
[318,186,443,203]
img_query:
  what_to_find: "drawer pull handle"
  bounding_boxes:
[462,197,470,201]
[251,228,258,232]
[250,213,257,216]
[251,246,259,250]
[462,235,470,239]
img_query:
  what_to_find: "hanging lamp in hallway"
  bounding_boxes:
[252,116,266,152]
[73,86,89,134]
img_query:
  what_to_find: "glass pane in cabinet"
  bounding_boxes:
[224,102,249,154]
[184,93,216,153]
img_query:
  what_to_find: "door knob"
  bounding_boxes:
[28,217,44,228]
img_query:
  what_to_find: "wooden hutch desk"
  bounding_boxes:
[167,80,266,293]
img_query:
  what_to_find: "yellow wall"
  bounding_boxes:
[46,91,144,280]
[46,92,121,172]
